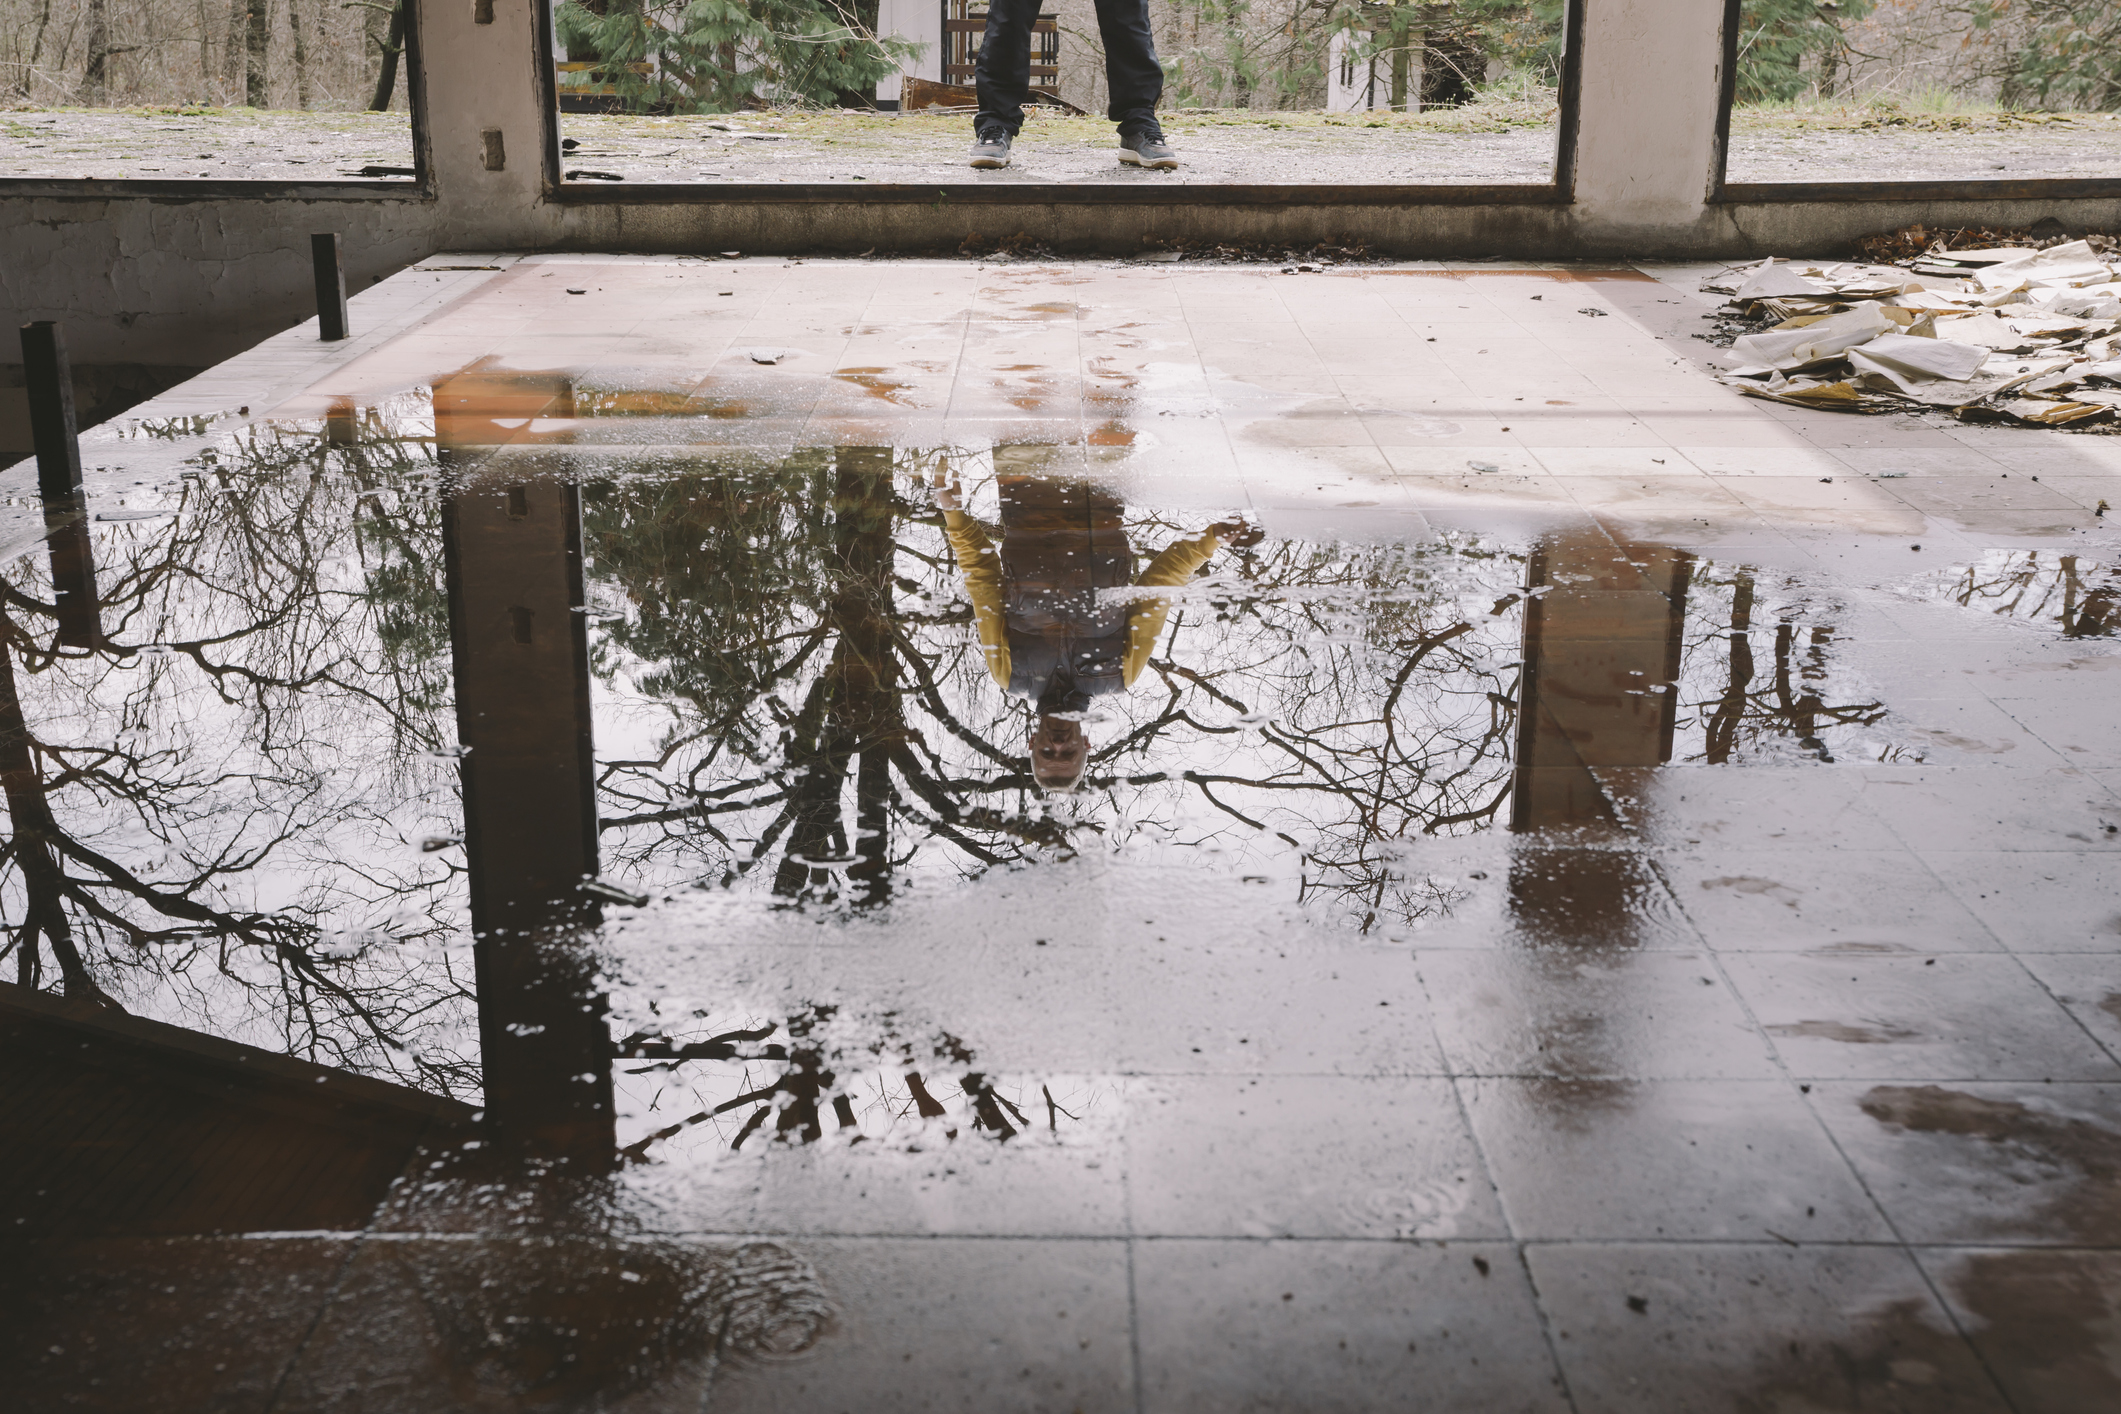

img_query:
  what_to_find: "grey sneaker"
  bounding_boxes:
[1118,129,1178,169]
[969,132,1012,169]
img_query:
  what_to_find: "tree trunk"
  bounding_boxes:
[289,0,312,108]
[369,0,407,112]
[831,449,900,908]
[22,0,54,98]
[83,0,111,104]
[245,0,269,107]
[1814,35,1839,101]
[1703,573,1754,765]
[226,0,247,92]
[0,630,118,1010]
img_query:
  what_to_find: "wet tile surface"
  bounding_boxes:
[1463,1079,1890,1243]
[1528,1244,2011,1414]
[5,255,2121,1411]
[1918,1248,2121,1414]
[1134,1239,1569,1414]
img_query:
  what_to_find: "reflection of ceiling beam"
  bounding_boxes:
[0,981,470,1238]
[440,451,615,1170]
[1511,532,1692,833]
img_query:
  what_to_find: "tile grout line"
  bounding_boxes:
[1644,843,2028,1413]
[1118,1068,1146,1414]
[1409,942,1582,1414]
[1892,796,2121,1076]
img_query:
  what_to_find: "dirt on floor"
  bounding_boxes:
[2,102,2114,186]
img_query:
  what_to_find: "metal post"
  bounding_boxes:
[311,232,348,341]
[19,322,82,502]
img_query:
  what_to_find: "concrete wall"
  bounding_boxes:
[2,0,2117,455]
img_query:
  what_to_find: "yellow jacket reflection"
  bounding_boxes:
[940,507,1223,699]
[937,471,1242,792]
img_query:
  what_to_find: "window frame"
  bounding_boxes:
[1709,0,2121,204]
[0,0,435,203]
[537,0,1586,209]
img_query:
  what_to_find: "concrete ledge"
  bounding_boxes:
[538,192,2121,261]
[544,181,1571,208]
[0,179,433,202]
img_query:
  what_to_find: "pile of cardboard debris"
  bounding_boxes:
[1704,239,2121,428]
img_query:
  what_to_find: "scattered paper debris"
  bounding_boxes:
[1705,234,2121,428]
[1845,333,1986,394]
[1734,260,1830,301]
[1728,303,1896,373]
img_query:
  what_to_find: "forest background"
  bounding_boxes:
[4,0,2117,119]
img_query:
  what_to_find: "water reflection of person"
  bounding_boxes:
[935,458,1258,793]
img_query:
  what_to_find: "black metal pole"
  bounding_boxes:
[19,322,82,503]
[311,232,348,341]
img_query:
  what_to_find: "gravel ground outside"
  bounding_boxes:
[1,103,2114,186]
[0,107,418,181]
[1726,108,2121,183]
[552,105,1559,185]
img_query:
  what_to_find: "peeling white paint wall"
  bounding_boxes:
[1571,0,1725,240]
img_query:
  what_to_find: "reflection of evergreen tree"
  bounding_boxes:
[583,454,841,757]
[357,505,450,717]
[583,452,966,907]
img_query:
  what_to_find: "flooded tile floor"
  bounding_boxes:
[3,254,2120,1413]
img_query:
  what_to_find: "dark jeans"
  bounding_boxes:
[973,0,1163,139]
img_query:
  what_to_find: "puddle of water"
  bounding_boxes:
[1902,548,2120,638]
[9,368,2120,1408]
[1,376,2033,1081]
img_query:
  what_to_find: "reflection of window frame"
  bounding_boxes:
[535,0,1586,206]
[0,0,434,201]
[1709,0,2121,204]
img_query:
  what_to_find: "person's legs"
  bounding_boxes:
[974,0,1041,139]
[1092,0,1164,137]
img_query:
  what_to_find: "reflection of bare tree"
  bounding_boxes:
[1117,529,1521,933]
[0,399,476,1093]
[585,449,1053,910]
[612,1005,1075,1165]
[579,448,1534,936]
[1673,565,1888,765]
[1925,549,2120,639]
